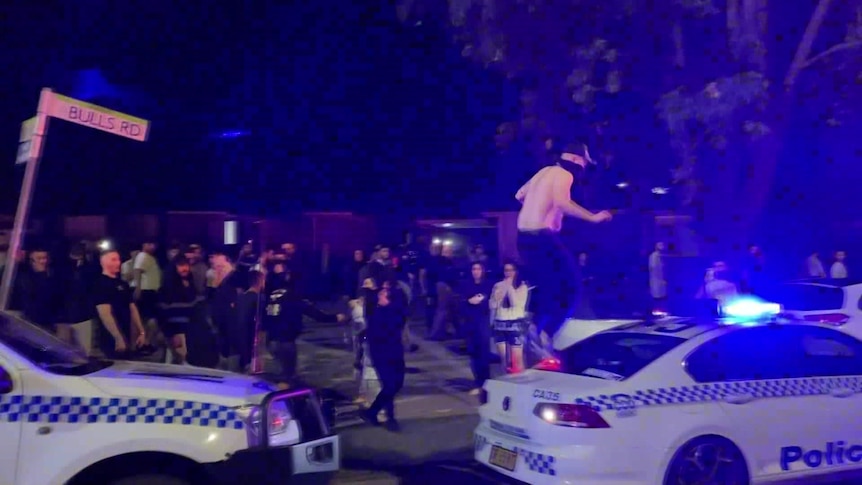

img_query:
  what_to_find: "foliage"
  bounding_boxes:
[656,72,769,151]
[400,0,860,210]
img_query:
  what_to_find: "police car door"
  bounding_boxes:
[0,356,21,485]
[786,326,862,476]
[684,326,830,481]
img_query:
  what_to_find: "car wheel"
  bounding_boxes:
[664,436,750,485]
[109,474,191,485]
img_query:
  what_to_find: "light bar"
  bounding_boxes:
[721,296,781,320]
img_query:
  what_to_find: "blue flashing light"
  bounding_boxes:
[213,130,251,139]
[721,296,781,322]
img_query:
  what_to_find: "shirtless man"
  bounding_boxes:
[516,142,612,341]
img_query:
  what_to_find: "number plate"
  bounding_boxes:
[489,445,518,471]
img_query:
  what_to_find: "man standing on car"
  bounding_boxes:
[516,142,613,344]
[93,249,146,358]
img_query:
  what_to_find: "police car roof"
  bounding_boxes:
[604,317,722,340]
[788,278,862,288]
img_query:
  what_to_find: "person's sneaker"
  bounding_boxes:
[359,409,381,426]
[384,419,401,432]
[469,388,481,396]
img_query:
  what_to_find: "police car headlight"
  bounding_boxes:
[267,399,301,447]
[235,404,263,446]
[268,400,290,435]
[235,401,299,448]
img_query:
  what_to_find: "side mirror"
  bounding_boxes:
[0,367,12,394]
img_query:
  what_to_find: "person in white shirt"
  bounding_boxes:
[696,262,738,304]
[489,262,530,373]
[121,250,140,286]
[516,141,612,343]
[805,251,826,278]
[133,241,162,349]
[649,242,667,309]
[831,251,848,279]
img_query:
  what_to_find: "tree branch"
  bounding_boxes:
[798,40,862,71]
[784,0,835,90]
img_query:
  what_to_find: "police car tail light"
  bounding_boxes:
[533,403,610,428]
[533,358,562,372]
[803,313,850,326]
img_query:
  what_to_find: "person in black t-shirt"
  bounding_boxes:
[264,264,344,388]
[237,270,265,373]
[359,278,408,432]
[210,250,243,372]
[93,250,146,359]
[17,248,59,332]
[158,256,201,365]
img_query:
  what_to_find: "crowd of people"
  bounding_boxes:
[2,223,851,434]
[0,240,352,389]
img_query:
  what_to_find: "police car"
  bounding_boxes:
[775,278,862,339]
[0,310,339,485]
[474,297,862,484]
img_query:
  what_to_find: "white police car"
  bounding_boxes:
[775,278,862,339]
[0,310,340,485]
[474,297,862,484]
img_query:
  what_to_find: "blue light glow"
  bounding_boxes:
[214,130,251,139]
[721,296,781,321]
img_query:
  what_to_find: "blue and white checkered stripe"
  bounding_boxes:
[519,448,556,476]
[574,376,862,412]
[0,395,244,429]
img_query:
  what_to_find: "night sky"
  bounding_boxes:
[0,1,512,217]
[2,0,861,231]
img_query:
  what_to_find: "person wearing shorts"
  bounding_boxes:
[489,262,530,373]
[133,240,162,352]
[158,256,199,365]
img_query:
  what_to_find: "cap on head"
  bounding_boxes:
[560,142,594,166]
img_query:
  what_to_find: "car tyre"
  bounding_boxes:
[109,474,191,485]
[664,435,750,485]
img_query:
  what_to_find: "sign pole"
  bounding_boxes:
[0,88,53,310]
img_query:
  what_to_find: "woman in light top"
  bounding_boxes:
[490,262,530,373]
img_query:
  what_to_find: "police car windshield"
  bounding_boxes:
[0,311,107,374]
[557,332,686,381]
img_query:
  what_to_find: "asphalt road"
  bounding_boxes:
[286,307,521,485]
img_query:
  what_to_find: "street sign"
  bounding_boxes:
[47,92,150,142]
[2,88,151,310]
[15,117,37,164]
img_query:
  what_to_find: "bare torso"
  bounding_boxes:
[516,166,568,232]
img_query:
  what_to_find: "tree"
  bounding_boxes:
[399,0,862,251]
[659,0,862,247]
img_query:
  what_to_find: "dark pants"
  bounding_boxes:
[517,230,578,336]
[271,340,298,382]
[215,316,239,358]
[424,294,438,332]
[368,346,405,420]
[186,303,219,368]
[466,314,491,388]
